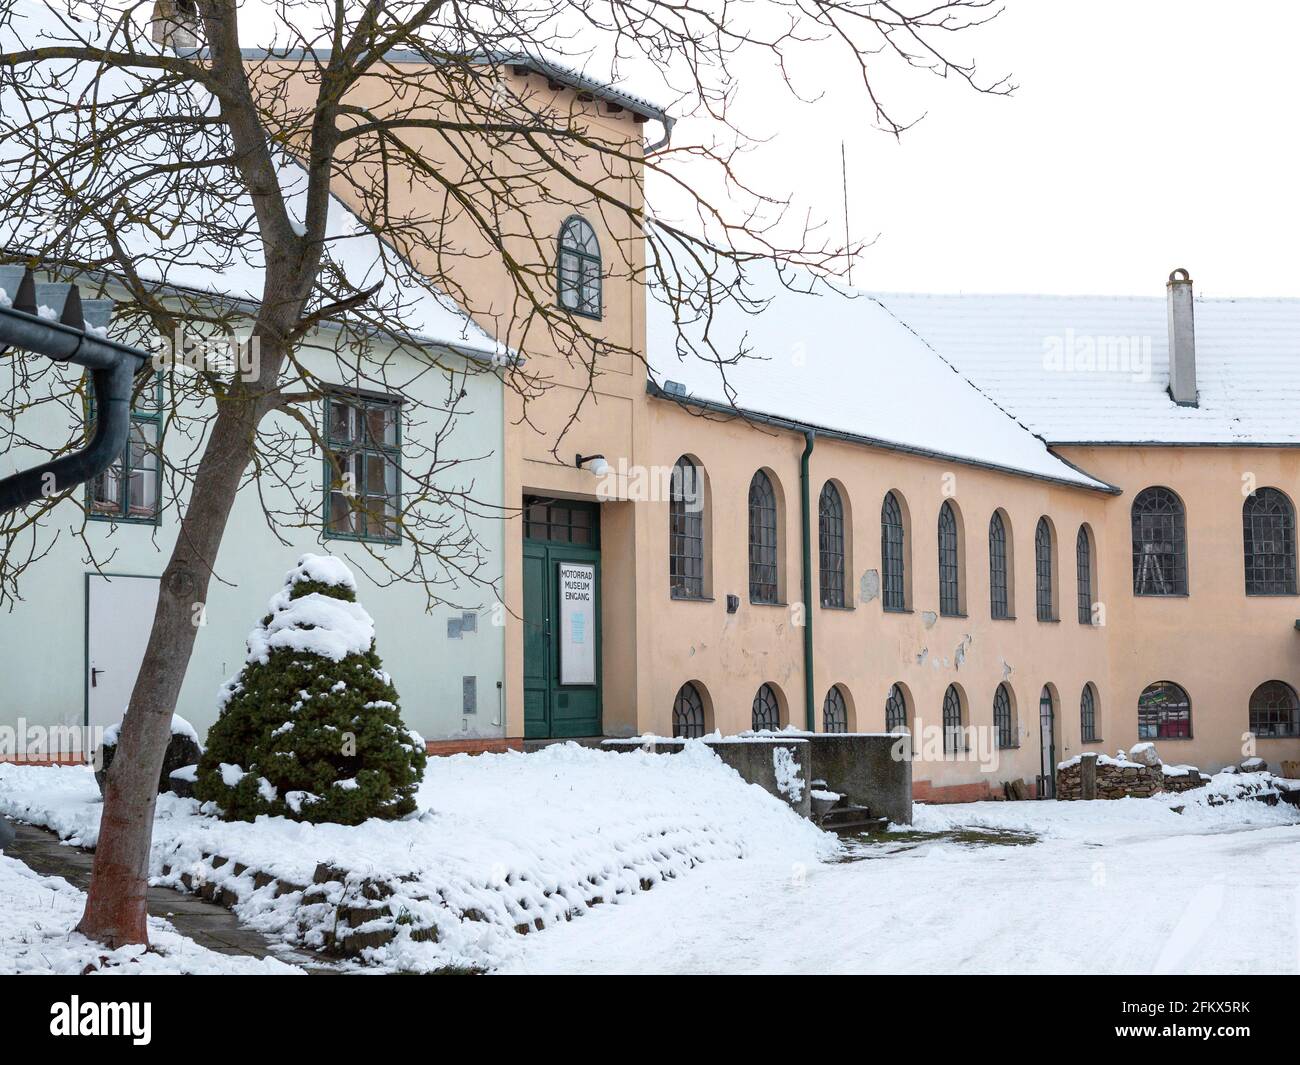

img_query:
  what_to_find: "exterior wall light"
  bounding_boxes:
[575,453,612,477]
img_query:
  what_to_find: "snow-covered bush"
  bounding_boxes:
[194,555,426,825]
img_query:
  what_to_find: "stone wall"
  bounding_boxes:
[1057,752,1209,800]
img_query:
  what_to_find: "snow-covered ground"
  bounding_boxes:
[505,778,1300,974]
[0,853,300,974]
[3,746,1296,974]
[0,742,832,972]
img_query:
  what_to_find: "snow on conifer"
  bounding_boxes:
[194,554,426,825]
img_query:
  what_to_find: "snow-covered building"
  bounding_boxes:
[3,0,1298,803]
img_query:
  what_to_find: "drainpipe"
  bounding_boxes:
[799,429,816,731]
[0,297,150,512]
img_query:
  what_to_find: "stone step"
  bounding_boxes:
[813,804,889,835]
[521,736,608,753]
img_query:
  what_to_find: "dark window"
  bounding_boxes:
[881,491,906,611]
[938,501,961,616]
[1080,684,1098,743]
[748,470,779,603]
[993,683,1014,749]
[823,686,848,733]
[989,511,1009,619]
[819,481,846,608]
[1035,518,1054,621]
[885,684,908,731]
[672,682,707,739]
[88,371,163,523]
[324,390,401,543]
[752,683,781,731]
[524,496,598,545]
[942,685,964,754]
[1249,680,1299,738]
[669,457,705,598]
[1076,526,1093,624]
[1243,488,1296,595]
[1138,681,1192,740]
[556,215,601,319]
[1132,487,1187,596]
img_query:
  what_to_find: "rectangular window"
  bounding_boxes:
[87,371,163,524]
[323,390,401,543]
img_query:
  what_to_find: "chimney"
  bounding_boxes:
[1166,267,1197,406]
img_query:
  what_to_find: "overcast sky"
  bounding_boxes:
[656,0,1300,298]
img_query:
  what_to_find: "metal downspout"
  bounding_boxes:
[800,429,816,731]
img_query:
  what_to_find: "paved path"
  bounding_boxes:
[7,821,335,973]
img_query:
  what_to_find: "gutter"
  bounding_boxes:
[799,430,816,732]
[0,280,151,512]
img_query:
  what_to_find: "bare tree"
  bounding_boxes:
[0,0,1005,947]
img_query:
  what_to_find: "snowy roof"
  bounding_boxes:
[0,0,508,365]
[646,266,1113,491]
[871,291,1300,446]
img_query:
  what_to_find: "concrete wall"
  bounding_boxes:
[806,733,913,824]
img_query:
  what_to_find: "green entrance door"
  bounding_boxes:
[522,497,602,739]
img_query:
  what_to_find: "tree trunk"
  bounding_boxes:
[77,391,268,947]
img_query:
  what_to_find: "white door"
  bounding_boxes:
[87,573,160,729]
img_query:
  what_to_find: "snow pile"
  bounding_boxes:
[0,742,834,972]
[0,853,300,975]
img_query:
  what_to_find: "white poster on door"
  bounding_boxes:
[558,561,595,686]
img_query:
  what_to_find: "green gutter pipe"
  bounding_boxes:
[800,429,816,731]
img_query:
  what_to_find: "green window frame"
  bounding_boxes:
[322,388,402,544]
[86,370,164,525]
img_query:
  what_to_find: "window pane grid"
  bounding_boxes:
[938,501,960,616]
[1080,684,1097,742]
[752,684,780,730]
[524,496,596,545]
[1249,681,1299,738]
[818,482,845,607]
[823,686,848,733]
[1138,681,1192,739]
[669,458,705,598]
[557,217,601,319]
[885,684,908,731]
[88,371,163,523]
[881,492,906,611]
[1035,518,1054,621]
[993,683,1014,749]
[1132,487,1187,596]
[942,685,964,754]
[325,392,401,543]
[673,682,706,739]
[1076,526,1092,624]
[1243,488,1296,595]
[748,471,778,603]
[989,512,1009,619]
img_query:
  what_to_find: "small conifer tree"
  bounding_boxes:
[194,554,427,824]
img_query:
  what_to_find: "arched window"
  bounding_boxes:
[1080,683,1098,743]
[989,511,1010,619]
[1243,488,1297,595]
[881,491,906,611]
[942,685,964,755]
[818,482,846,608]
[1076,526,1093,624]
[556,216,601,318]
[993,683,1014,749]
[885,683,908,731]
[1248,681,1299,738]
[1138,681,1192,740]
[938,501,961,616]
[669,457,705,599]
[748,470,779,603]
[1132,487,1187,596]
[823,686,848,733]
[1035,518,1054,621]
[752,683,781,731]
[672,682,706,739]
